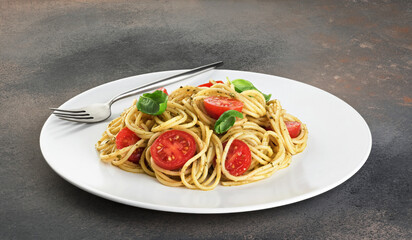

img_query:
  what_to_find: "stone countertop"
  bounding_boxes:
[1,0,411,239]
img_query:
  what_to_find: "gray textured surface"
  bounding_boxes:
[1,0,411,239]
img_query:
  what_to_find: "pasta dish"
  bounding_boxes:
[95,79,308,190]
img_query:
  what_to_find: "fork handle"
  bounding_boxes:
[108,61,223,105]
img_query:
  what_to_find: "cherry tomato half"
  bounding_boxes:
[203,96,244,119]
[150,130,197,170]
[198,80,224,88]
[115,127,143,163]
[285,121,301,138]
[156,87,168,95]
[116,127,139,149]
[127,148,143,163]
[223,139,251,176]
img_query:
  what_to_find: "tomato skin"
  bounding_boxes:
[116,127,140,149]
[128,148,143,163]
[116,127,142,163]
[150,130,197,170]
[203,96,244,119]
[156,87,168,95]
[198,80,224,88]
[223,139,251,176]
[285,121,301,138]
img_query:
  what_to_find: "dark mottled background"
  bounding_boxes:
[1,0,411,239]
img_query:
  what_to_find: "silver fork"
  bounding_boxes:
[50,61,223,123]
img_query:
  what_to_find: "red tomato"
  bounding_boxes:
[116,127,140,149]
[197,80,224,87]
[150,130,197,170]
[128,148,143,163]
[203,96,244,119]
[156,87,168,95]
[285,121,301,138]
[223,139,251,176]
[116,127,142,163]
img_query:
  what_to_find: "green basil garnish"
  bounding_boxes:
[214,110,244,134]
[231,79,271,102]
[137,90,168,115]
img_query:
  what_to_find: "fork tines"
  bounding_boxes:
[50,108,93,120]
[49,108,86,113]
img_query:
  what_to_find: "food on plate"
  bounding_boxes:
[198,80,224,88]
[95,79,308,190]
[150,129,197,170]
[203,96,244,119]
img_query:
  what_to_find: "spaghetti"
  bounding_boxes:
[95,80,308,190]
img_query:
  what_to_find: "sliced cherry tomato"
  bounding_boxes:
[156,87,168,95]
[223,139,251,176]
[150,130,196,170]
[198,80,224,88]
[285,121,301,138]
[116,127,140,149]
[128,148,143,163]
[203,96,244,119]
[116,127,142,163]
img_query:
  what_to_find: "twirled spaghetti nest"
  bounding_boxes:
[96,81,308,190]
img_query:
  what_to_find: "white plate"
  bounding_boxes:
[40,69,372,214]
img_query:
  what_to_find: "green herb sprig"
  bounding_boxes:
[137,90,168,115]
[214,110,244,134]
[231,79,271,102]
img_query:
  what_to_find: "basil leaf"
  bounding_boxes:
[214,110,244,134]
[231,79,253,93]
[231,79,272,102]
[137,90,168,115]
